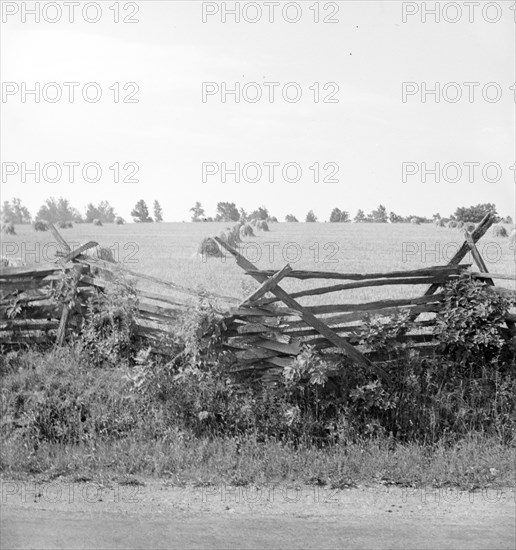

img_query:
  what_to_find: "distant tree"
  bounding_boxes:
[285,214,298,222]
[239,207,248,222]
[13,198,31,223]
[85,201,115,223]
[36,197,81,223]
[354,209,366,223]
[503,215,513,224]
[329,208,349,222]
[1,198,31,224]
[1,201,14,223]
[85,203,100,223]
[432,212,441,221]
[370,204,388,223]
[153,200,163,222]
[268,216,279,223]
[97,201,116,223]
[389,211,403,223]
[305,210,317,223]
[131,200,153,223]
[248,206,269,221]
[215,202,240,222]
[190,201,205,222]
[329,208,342,222]
[454,203,498,223]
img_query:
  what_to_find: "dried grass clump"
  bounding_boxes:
[240,223,255,237]
[34,220,48,231]
[198,237,222,258]
[230,224,242,244]
[257,220,270,232]
[492,225,508,238]
[1,222,15,235]
[447,221,457,229]
[219,230,237,249]
[92,219,103,226]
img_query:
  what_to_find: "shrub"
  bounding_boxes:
[92,219,103,226]
[78,279,139,368]
[435,277,515,369]
[57,221,73,229]
[115,217,125,225]
[447,220,457,228]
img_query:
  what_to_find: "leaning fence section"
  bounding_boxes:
[0,224,239,351]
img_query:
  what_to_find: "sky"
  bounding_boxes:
[1,0,514,222]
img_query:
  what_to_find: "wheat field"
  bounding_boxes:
[3,222,515,306]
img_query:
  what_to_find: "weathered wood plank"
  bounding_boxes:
[303,294,443,315]
[47,222,71,254]
[0,265,60,279]
[55,265,83,347]
[265,356,295,368]
[471,272,516,282]
[257,276,458,305]
[246,265,468,282]
[0,319,60,330]
[234,348,278,361]
[464,231,494,286]
[253,339,301,355]
[282,303,443,330]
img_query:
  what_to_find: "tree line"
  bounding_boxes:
[1,198,164,225]
[190,201,512,224]
[1,198,511,226]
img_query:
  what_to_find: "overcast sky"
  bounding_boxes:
[1,0,514,221]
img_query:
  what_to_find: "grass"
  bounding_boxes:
[2,434,513,490]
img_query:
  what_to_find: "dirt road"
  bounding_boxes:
[1,480,514,549]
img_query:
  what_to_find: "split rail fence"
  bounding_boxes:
[1,215,515,382]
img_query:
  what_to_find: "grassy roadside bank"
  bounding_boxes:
[2,433,514,490]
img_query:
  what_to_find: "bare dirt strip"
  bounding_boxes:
[1,480,514,549]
